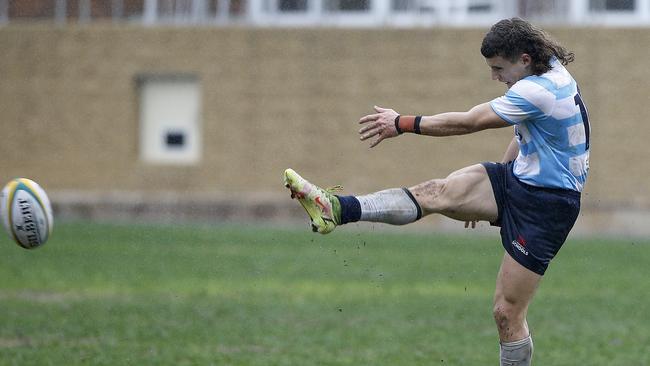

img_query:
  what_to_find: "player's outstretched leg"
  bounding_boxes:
[284,168,342,234]
[284,168,424,234]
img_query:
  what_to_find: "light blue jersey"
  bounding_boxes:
[490,58,590,192]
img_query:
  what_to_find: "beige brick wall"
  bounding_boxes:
[0,25,648,212]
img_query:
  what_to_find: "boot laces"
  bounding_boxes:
[325,185,343,193]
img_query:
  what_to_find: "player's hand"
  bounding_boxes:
[358,106,400,148]
[464,221,477,229]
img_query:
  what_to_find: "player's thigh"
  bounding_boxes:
[494,252,542,312]
[409,163,498,221]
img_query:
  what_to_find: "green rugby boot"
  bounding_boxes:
[284,168,342,234]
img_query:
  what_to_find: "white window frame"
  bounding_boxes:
[570,0,650,26]
[249,0,507,27]
[388,0,507,27]
[250,0,384,27]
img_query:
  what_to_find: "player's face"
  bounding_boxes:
[485,54,532,89]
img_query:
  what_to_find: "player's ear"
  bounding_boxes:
[520,53,532,66]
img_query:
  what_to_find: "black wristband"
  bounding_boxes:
[414,116,422,135]
[394,115,403,134]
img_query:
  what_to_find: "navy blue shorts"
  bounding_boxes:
[482,161,581,275]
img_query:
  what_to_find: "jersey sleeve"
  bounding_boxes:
[489,79,555,125]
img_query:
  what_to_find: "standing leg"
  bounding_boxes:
[494,252,541,365]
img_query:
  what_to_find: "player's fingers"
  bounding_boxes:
[369,135,385,148]
[360,127,380,141]
[359,123,377,134]
[374,105,387,112]
[359,113,380,124]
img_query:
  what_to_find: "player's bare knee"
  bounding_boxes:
[409,178,451,213]
[493,304,519,339]
[493,297,526,333]
[493,303,510,327]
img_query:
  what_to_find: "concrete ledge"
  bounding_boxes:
[50,191,305,224]
[49,191,650,238]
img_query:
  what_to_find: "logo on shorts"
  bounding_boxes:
[512,235,529,256]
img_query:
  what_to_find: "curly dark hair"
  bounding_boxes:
[480,18,574,75]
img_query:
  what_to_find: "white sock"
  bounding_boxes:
[357,188,422,225]
[500,336,533,366]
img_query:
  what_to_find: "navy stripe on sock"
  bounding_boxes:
[414,116,422,134]
[402,188,422,220]
[336,195,361,224]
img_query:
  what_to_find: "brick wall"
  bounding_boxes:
[0,25,648,215]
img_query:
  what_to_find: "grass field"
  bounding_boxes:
[0,222,649,365]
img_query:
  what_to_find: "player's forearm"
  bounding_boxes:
[418,112,479,136]
[395,103,505,137]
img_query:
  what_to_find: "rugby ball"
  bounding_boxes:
[1,178,53,249]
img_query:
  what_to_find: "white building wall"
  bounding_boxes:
[1,0,649,27]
